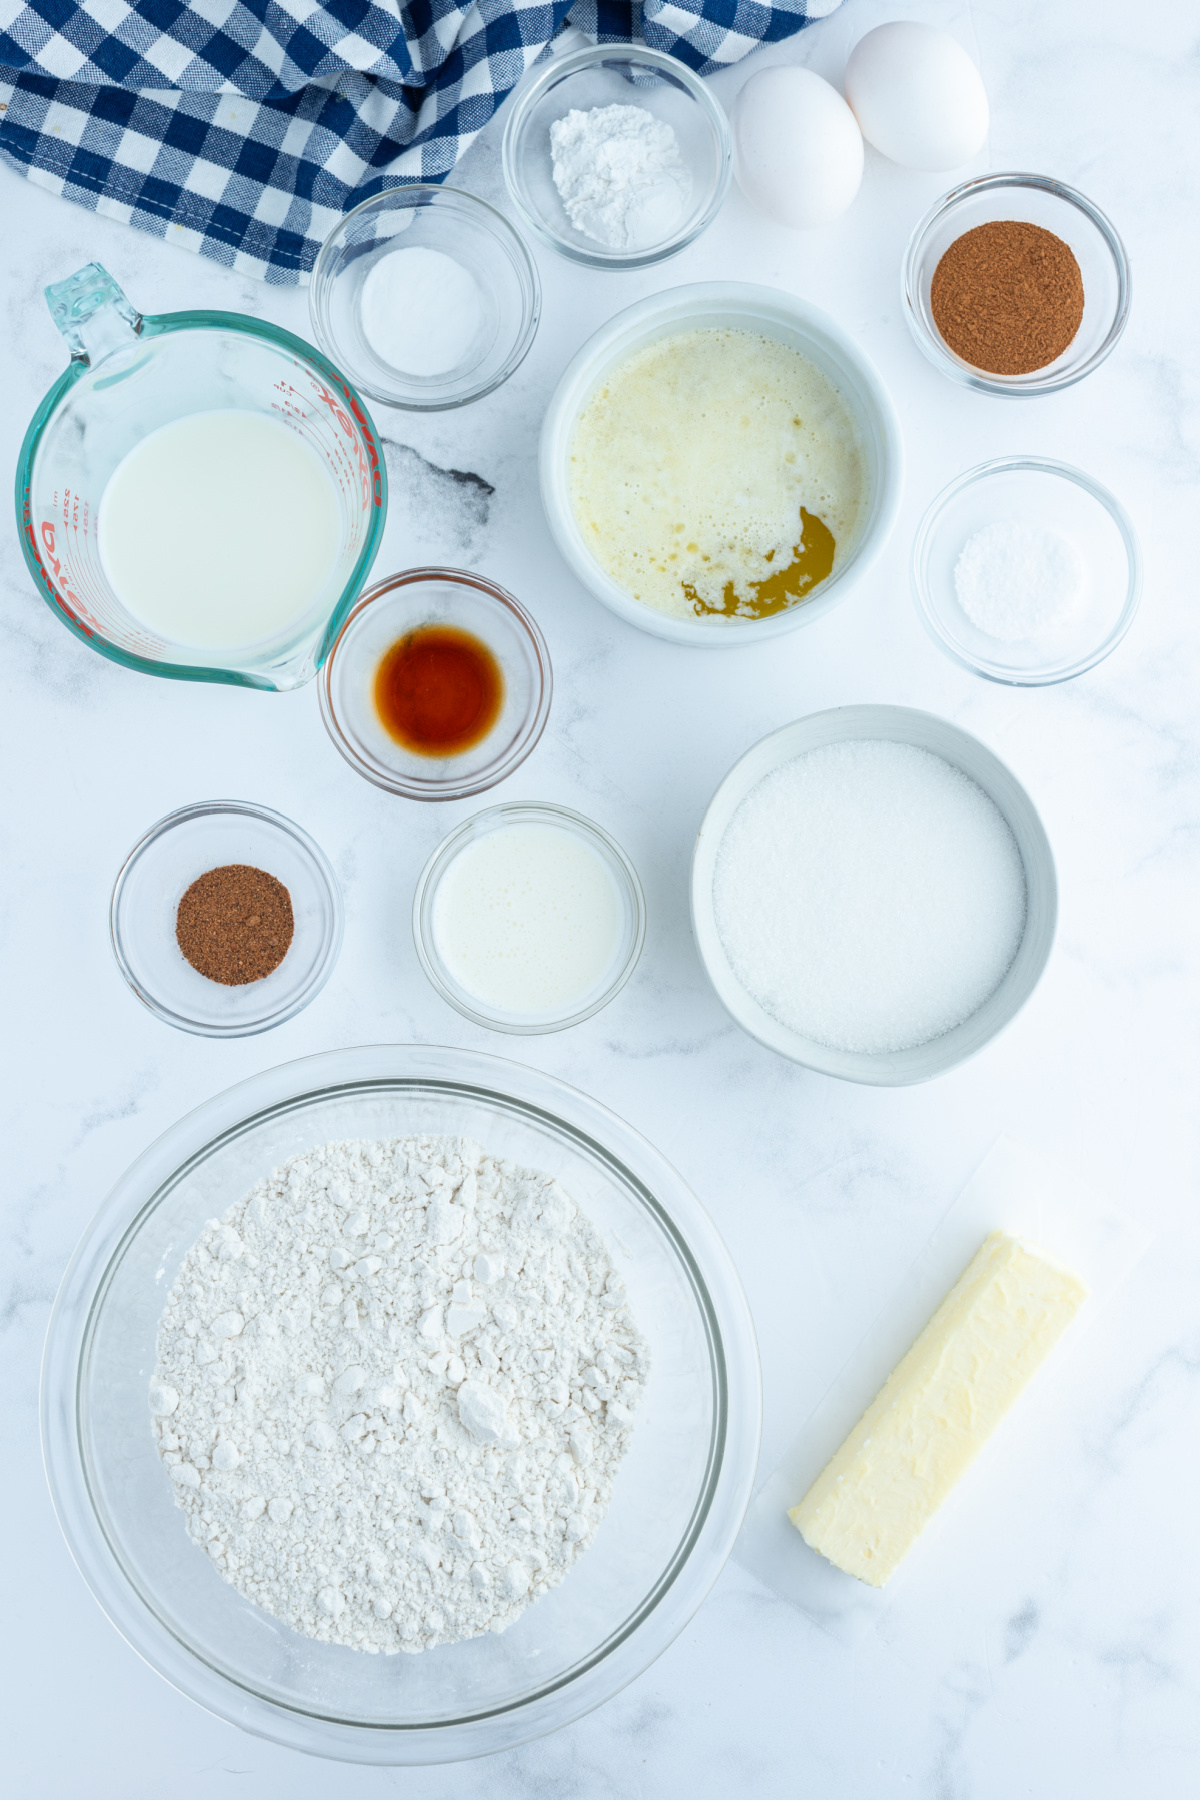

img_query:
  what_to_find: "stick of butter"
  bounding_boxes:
[789,1231,1088,1587]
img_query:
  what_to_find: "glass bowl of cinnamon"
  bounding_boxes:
[110,801,343,1036]
[903,173,1130,396]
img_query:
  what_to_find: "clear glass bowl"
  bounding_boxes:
[309,187,540,412]
[413,804,646,1033]
[911,457,1142,685]
[40,1045,760,1763]
[319,568,552,800]
[903,173,1131,395]
[501,45,732,269]
[109,801,343,1035]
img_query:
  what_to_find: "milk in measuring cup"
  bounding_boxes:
[98,410,341,650]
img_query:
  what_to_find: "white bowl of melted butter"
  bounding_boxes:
[540,283,902,644]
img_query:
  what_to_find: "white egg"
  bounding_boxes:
[844,22,988,171]
[733,66,864,230]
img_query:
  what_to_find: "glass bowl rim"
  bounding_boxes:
[308,184,542,413]
[500,44,733,270]
[15,307,387,688]
[413,802,647,1033]
[40,1043,761,1763]
[109,798,344,1036]
[901,171,1132,397]
[318,566,553,800]
[910,455,1143,685]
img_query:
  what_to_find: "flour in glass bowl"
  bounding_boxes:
[150,1135,649,1653]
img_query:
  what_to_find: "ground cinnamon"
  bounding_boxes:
[176,864,294,985]
[930,220,1084,376]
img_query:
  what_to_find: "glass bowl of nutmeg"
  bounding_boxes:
[903,173,1131,396]
[109,800,344,1036]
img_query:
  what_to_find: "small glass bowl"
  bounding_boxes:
[319,568,552,800]
[912,457,1142,685]
[413,802,646,1033]
[309,186,540,411]
[501,44,732,270]
[110,802,343,1036]
[903,173,1131,395]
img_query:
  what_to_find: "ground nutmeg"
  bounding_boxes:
[176,863,294,985]
[930,220,1085,377]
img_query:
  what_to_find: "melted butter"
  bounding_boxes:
[682,507,836,619]
[568,328,865,626]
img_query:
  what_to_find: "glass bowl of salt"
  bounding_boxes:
[912,457,1142,686]
[310,186,540,412]
[501,43,732,269]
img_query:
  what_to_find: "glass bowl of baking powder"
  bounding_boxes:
[502,44,732,270]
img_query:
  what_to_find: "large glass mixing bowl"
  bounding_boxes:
[41,1046,760,1763]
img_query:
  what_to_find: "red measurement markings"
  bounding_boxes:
[28,506,100,636]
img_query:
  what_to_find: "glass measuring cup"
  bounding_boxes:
[15,264,388,690]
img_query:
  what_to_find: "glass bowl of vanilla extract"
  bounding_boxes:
[318,568,553,801]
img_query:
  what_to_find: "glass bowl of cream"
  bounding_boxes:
[414,803,646,1032]
[310,186,540,411]
[502,43,731,270]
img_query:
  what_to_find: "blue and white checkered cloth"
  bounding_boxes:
[0,0,840,283]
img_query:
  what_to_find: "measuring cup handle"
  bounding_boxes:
[45,263,143,366]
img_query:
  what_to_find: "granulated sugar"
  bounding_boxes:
[712,741,1027,1054]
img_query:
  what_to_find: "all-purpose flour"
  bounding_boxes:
[150,1135,649,1653]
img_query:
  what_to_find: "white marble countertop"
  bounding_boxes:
[4,0,1198,1792]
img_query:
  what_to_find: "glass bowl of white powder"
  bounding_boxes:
[41,1045,759,1763]
[691,707,1057,1086]
[310,186,540,411]
[911,457,1142,685]
[501,44,732,268]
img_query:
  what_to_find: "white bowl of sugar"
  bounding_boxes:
[691,706,1057,1085]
